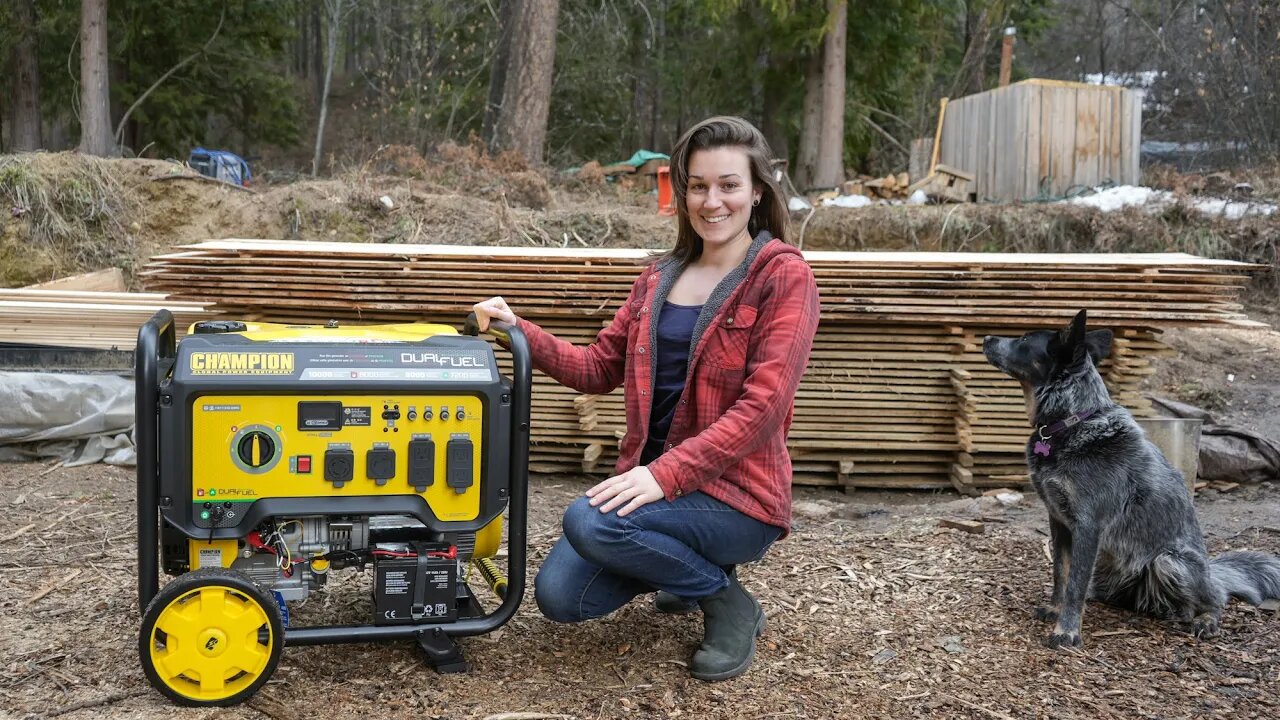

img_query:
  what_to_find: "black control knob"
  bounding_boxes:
[237,431,276,468]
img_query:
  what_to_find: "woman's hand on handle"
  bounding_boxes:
[472,296,519,332]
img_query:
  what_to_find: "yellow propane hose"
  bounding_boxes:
[473,557,508,600]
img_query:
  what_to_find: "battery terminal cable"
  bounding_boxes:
[371,546,458,560]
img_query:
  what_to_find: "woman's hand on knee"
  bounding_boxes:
[471,296,519,332]
[586,466,664,517]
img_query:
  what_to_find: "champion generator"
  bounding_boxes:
[135,311,530,706]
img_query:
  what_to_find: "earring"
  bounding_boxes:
[752,198,760,207]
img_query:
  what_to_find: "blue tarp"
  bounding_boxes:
[188,147,252,186]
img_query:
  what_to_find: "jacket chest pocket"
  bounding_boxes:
[703,305,757,370]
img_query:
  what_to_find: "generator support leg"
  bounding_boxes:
[417,628,469,673]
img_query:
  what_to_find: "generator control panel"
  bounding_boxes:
[190,393,484,526]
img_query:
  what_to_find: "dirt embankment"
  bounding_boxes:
[2,150,1278,303]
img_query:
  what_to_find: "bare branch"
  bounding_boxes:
[113,5,226,146]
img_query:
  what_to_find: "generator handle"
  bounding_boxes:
[136,309,176,610]
[464,310,519,339]
[478,314,531,633]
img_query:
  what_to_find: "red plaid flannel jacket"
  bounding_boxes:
[517,237,820,533]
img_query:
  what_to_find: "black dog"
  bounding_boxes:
[983,309,1280,648]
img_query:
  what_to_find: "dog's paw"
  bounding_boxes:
[1193,614,1220,639]
[1033,606,1060,623]
[1044,631,1082,649]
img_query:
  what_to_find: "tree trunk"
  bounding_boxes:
[10,0,42,151]
[1094,0,1107,78]
[747,2,767,122]
[492,0,560,165]
[312,0,324,99]
[344,7,355,74]
[626,13,645,155]
[650,1,666,151]
[390,0,404,86]
[312,0,345,176]
[948,2,989,97]
[813,0,847,188]
[78,0,115,156]
[761,68,789,164]
[796,51,822,190]
[482,0,517,149]
[294,6,305,75]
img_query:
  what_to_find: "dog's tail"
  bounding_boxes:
[1211,551,1280,605]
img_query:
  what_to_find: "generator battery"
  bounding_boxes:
[374,543,458,625]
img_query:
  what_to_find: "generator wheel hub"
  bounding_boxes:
[195,626,230,658]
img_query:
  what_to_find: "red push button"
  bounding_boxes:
[297,455,312,473]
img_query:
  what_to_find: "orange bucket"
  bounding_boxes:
[656,166,676,216]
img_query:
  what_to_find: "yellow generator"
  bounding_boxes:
[134,311,530,706]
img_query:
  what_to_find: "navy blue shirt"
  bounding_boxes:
[642,302,702,464]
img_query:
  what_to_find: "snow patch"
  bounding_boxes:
[1065,185,1275,220]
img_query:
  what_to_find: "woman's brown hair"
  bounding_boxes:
[663,115,790,265]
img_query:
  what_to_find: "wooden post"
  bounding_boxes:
[999,27,1016,87]
[929,97,948,174]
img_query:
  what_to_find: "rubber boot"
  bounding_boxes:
[654,591,699,614]
[688,573,766,681]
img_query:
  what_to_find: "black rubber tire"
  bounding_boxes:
[138,567,284,707]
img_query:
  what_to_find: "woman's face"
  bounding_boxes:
[685,146,762,252]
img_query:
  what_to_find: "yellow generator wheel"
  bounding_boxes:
[139,568,283,706]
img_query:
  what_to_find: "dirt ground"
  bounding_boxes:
[0,462,1276,720]
[1145,314,1280,437]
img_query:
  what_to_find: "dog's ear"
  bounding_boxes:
[1085,329,1113,364]
[1056,309,1087,358]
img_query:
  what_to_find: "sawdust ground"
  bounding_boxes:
[0,463,1276,720]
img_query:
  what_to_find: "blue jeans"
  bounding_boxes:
[534,491,783,623]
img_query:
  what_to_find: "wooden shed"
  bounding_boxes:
[929,79,1142,203]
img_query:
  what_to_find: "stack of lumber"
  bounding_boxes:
[137,239,1259,490]
[138,241,1258,328]
[0,289,212,350]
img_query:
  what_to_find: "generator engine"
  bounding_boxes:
[195,514,488,606]
[136,312,529,707]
